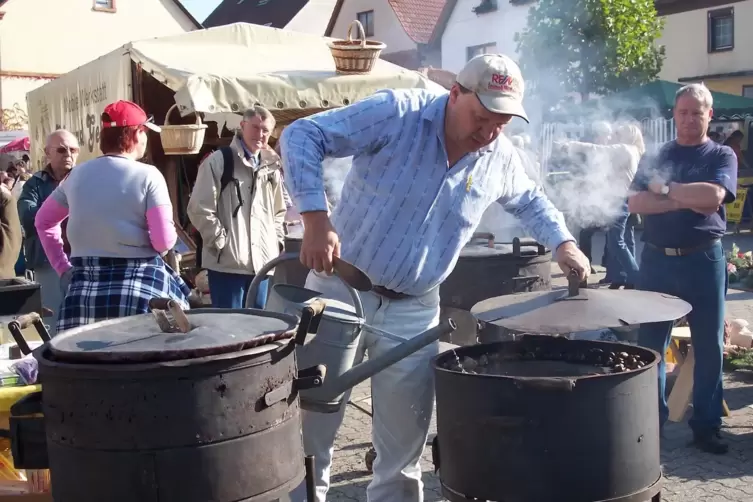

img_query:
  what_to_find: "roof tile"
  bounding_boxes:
[388,0,447,44]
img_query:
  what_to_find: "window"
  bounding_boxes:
[743,85,753,99]
[708,7,734,53]
[93,0,115,12]
[466,42,497,61]
[357,10,375,37]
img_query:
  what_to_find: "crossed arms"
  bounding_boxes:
[628,182,728,216]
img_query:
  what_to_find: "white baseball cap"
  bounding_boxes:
[456,54,528,123]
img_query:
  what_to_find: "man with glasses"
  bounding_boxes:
[18,129,79,335]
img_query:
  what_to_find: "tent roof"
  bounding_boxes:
[600,80,753,119]
[126,22,444,118]
[27,23,444,124]
[548,80,753,122]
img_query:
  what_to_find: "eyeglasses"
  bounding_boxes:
[56,146,80,155]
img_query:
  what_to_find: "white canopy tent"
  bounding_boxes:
[27,23,445,166]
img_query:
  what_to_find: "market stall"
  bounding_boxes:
[25,22,444,269]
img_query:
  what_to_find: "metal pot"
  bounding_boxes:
[431,336,663,502]
[440,234,552,312]
[19,305,328,502]
[248,254,457,413]
[276,223,309,287]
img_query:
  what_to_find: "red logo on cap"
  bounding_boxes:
[488,74,519,94]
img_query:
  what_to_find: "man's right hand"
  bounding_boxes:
[301,211,340,274]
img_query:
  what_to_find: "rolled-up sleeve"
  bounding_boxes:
[498,149,575,250]
[280,90,400,213]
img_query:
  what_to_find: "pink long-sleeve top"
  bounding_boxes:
[35,155,177,276]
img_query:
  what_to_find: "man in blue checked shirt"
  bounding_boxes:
[281,54,590,502]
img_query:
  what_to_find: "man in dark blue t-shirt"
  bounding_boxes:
[629,83,737,454]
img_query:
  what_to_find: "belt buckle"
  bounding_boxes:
[666,248,680,257]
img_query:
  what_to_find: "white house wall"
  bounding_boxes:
[330,0,416,54]
[659,1,753,83]
[441,0,532,73]
[0,0,196,114]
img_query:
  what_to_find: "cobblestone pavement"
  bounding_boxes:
[321,255,753,501]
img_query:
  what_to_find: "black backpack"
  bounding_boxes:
[218,146,250,218]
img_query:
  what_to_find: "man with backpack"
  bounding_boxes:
[187,106,286,308]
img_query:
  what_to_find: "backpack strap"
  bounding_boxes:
[219,146,235,195]
[217,146,244,218]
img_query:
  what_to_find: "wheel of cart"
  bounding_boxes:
[0,312,52,495]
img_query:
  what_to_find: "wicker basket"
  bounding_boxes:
[160,104,208,155]
[328,20,386,75]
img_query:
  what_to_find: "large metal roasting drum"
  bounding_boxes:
[25,302,328,502]
[432,335,664,502]
[440,234,552,346]
[441,234,552,311]
[276,223,309,287]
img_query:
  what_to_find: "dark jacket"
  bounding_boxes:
[17,167,68,270]
[0,187,22,279]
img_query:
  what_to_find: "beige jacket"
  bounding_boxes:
[187,136,286,275]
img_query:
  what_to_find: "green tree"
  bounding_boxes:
[515,0,665,103]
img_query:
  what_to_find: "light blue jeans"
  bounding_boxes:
[290,272,440,502]
[605,203,639,284]
[206,269,268,309]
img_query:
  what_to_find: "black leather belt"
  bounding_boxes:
[372,285,412,300]
[645,239,720,257]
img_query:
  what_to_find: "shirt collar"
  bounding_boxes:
[239,140,261,165]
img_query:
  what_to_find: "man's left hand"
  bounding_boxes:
[555,241,590,282]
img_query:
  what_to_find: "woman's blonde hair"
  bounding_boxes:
[615,123,646,156]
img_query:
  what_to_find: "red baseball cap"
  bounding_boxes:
[102,100,161,133]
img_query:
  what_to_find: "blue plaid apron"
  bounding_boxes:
[58,256,191,333]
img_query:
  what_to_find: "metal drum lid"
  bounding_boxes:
[47,310,299,363]
[459,243,514,257]
[471,288,691,334]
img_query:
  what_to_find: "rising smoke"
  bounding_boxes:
[315,84,665,246]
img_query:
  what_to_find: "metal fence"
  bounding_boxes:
[538,117,676,175]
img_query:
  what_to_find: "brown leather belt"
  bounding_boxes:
[645,238,720,257]
[372,285,412,300]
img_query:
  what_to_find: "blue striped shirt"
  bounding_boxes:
[280,89,574,295]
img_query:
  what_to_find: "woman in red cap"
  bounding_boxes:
[34,100,190,332]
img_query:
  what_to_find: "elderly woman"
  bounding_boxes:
[561,123,645,288]
[35,100,190,332]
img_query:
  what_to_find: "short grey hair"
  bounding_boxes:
[242,106,276,128]
[45,128,78,149]
[675,83,713,109]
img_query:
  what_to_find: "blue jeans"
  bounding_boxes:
[605,205,638,284]
[637,241,727,434]
[206,269,269,309]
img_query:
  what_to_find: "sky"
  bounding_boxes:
[181,0,223,23]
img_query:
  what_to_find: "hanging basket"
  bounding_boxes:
[328,20,386,75]
[160,104,208,155]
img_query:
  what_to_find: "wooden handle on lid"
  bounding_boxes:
[149,298,191,333]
